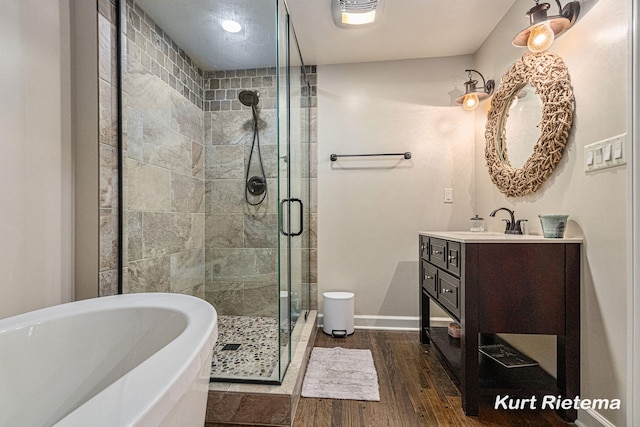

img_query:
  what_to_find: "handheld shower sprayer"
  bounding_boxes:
[238,90,260,108]
[239,90,267,206]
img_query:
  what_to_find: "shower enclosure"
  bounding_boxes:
[118,0,311,384]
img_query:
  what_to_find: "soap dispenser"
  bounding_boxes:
[470,215,484,232]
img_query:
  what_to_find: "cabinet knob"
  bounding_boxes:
[425,275,433,280]
[448,255,457,261]
[442,288,453,293]
[433,250,442,255]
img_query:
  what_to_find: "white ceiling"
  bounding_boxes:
[137,0,518,71]
[137,0,278,71]
[286,0,517,65]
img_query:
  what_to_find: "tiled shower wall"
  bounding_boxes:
[304,71,318,313]
[97,0,318,313]
[98,0,119,296]
[203,70,280,317]
[202,69,318,316]
[120,0,206,297]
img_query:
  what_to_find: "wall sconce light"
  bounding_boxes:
[509,89,528,110]
[513,0,580,52]
[331,0,384,28]
[455,69,495,111]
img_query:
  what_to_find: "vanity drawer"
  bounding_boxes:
[447,241,461,276]
[421,260,438,297]
[429,238,447,269]
[438,270,460,318]
[420,235,430,260]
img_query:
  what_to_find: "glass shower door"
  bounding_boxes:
[287,22,311,365]
[276,0,291,382]
[276,4,310,382]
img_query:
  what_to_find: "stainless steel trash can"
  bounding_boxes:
[322,292,354,337]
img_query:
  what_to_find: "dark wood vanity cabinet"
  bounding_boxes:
[419,233,581,421]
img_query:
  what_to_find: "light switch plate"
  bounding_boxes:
[585,134,627,173]
[444,188,453,203]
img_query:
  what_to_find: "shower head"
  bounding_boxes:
[238,90,260,107]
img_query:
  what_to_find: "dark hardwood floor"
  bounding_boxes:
[293,330,573,427]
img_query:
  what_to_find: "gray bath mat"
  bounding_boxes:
[301,347,380,401]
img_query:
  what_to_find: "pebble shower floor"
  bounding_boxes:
[210,315,281,381]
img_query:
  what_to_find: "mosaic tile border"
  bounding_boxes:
[122,0,205,109]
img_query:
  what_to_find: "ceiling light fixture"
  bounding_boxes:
[221,19,242,33]
[455,70,495,111]
[331,0,383,28]
[513,0,580,52]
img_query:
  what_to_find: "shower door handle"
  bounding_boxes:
[290,198,303,237]
[279,198,304,237]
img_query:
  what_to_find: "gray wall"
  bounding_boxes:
[1,0,74,317]
[317,55,476,329]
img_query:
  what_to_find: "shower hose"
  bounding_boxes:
[245,103,267,206]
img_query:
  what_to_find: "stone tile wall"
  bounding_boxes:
[122,0,204,109]
[203,70,279,316]
[98,0,119,296]
[121,0,205,298]
[303,66,318,312]
[202,65,318,316]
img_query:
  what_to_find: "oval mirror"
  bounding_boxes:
[485,52,574,197]
[498,83,543,169]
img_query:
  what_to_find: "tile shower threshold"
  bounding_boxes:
[205,310,318,427]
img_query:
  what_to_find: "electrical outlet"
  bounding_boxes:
[444,188,453,203]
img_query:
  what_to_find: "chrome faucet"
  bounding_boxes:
[489,207,527,235]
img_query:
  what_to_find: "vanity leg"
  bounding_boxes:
[557,334,580,422]
[556,336,576,421]
[557,243,580,422]
[460,244,479,416]
[460,329,479,416]
[420,290,430,344]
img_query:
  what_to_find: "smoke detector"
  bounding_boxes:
[331,0,384,28]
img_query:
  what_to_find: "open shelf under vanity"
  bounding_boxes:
[426,327,559,398]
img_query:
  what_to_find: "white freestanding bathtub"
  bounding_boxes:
[0,293,218,426]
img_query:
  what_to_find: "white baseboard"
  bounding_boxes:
[317,314,452,331]
[575,408,616,427]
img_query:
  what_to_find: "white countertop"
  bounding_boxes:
[418,231,583,243]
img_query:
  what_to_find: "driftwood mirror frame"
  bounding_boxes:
[485,52,574,197]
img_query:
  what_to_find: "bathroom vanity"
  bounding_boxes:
[418,231,581,421]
